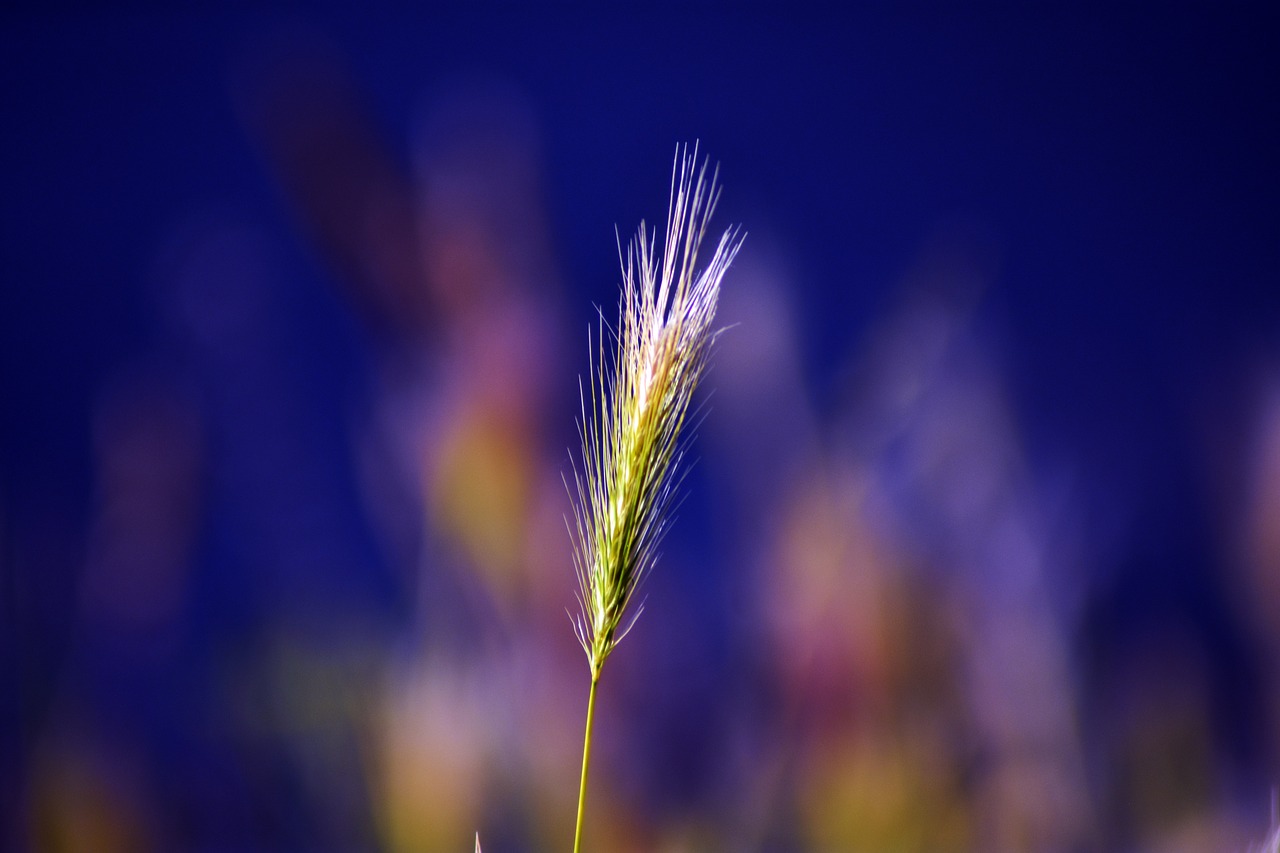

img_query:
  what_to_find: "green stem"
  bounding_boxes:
[572,674,600,853]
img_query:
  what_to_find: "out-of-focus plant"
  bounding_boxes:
[1254,803,1280,853]
[566,146,742,852]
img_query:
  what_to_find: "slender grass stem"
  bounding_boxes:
[572,675,599,853]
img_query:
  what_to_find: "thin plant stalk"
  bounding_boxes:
[572,676,598,853]
[567,145,742,851]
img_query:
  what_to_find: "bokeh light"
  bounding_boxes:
[3,7,1277,851]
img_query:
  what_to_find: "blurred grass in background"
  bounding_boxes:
[2,6,1277,851]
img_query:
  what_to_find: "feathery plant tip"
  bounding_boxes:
[569,144,741,853]
[570,144,743,681]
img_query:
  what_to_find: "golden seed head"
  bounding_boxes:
[569,145,743,678]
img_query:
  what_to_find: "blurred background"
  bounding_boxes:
[2,5,1277,851]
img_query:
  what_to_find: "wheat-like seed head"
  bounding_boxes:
[569,145,743,680]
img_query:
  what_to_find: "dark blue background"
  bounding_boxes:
[2,4,1277,847]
